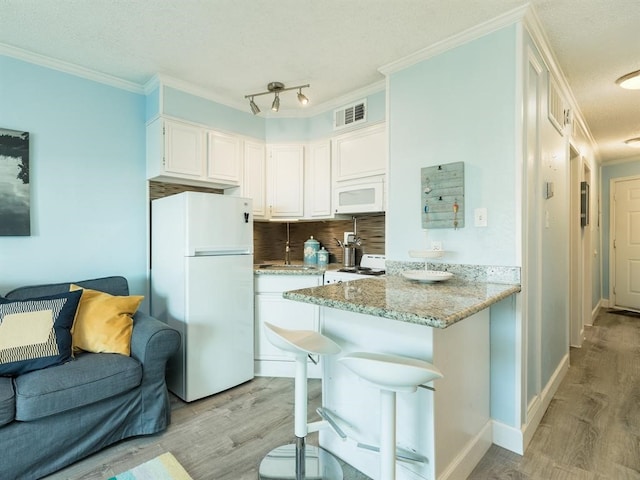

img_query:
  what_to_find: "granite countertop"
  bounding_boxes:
[282,276,521,328]
[254,261,333,276]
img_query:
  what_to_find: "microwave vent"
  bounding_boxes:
[334,100,367,130]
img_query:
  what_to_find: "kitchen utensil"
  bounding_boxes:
[343,245,356,268]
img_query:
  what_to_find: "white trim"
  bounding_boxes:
[152,72,386,118]
[379,5,528,76]
[491,420,524,455]
[521,8,600,162]
[591,300,601,325]
[492,352,569,456]
[522,352,569,451]
[436,421,493,480]
[0,42,143,94]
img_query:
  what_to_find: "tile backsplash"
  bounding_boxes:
[149,182,386,265]
[254,214,385,265]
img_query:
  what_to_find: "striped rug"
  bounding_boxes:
[108,452,193,480]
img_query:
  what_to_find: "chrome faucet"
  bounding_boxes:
[284,222,291,265]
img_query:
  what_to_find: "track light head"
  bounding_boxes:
[249,97,260,115]
[297,88,309,106]
[271,93,280,112]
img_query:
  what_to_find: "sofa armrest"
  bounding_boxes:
[129,312,181,433]
[130,312,180,369]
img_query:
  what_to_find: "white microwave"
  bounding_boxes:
[334,179,384,214]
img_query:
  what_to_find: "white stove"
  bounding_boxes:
[324,254,386,284]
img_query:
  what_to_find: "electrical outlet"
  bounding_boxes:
[474,208,488,227]
[431,241,442,251]
[344,232,354,244]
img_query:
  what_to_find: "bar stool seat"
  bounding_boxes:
[339,351,442,393]
[264,322,341,357]
[259,322,344,480]
[339,351,443,480]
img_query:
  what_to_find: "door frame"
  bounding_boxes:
[569,147,593,347]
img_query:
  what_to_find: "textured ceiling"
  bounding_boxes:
[1,0,639,164]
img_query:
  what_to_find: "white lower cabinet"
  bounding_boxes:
[254,274,323,378]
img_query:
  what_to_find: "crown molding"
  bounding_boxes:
[521,6,600,162]
[0,42,144,94]
[379,4,529,76]
[147,73,386,118]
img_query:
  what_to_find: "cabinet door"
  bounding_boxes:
[306,141,332,218]
[333,123,386,182]
[164,119,205,178]
[243,140,267,217]
[255,294,319,361]
[206,130,241,185]
[268,145,304,218]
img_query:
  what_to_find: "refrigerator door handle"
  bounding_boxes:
[191,247,252,256]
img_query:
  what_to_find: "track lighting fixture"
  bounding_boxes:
[244,82,310,115]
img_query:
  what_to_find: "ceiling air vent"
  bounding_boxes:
[334,99,367,130]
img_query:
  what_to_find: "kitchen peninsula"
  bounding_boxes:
[284,275,521,480]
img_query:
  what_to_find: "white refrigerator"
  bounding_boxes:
[151,191,254,402]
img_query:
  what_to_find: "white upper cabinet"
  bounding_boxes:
[206,130,241,186]
[267,144,304,218]
[305,140,332,218]
[147,117,205,182]
[332,122,386,182]
[242,140,267,217]
[147,116,243,189]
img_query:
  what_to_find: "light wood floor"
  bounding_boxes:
[469,309,640,479]
[45,309,640,480]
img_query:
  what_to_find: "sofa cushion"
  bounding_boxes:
[0,290,82,376]
[14,351,142,421]
[4,276,130,300]
[69,285,143,356]
[0,377,15,427]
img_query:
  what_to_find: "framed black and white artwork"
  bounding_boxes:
[0,128,30,236]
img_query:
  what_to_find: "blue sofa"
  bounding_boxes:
[0,276,181,480]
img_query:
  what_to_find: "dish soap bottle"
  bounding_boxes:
[303,236,320,265]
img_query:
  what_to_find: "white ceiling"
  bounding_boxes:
[1,0,639,164]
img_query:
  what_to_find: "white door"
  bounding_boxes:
[612,177,640,310]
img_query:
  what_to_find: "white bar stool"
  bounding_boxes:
[339,352,443,480]
[259,322,344,480]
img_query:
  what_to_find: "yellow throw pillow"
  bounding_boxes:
[69,284,143,356]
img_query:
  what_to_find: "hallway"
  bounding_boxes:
[469,309,640,479]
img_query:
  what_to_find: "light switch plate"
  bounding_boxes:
[474,208,488,227]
